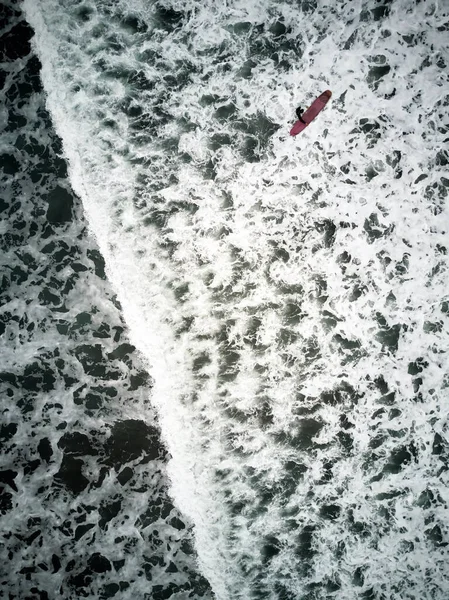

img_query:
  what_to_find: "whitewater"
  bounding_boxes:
[20,0,449,598]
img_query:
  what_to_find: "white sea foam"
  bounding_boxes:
[24,0,449,598]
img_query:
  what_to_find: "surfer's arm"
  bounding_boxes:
[295,106,306,124]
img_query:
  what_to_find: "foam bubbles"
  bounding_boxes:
[24,0,449,597]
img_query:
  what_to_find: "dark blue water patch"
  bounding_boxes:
[199,93,224,107]
[314,218,336,248]
[73,344,115,378]
[371,1,392,21]
[151,3,185,33]
[367,63,391,91]
[348,283,367,302]
[283,459,308,485]
[71,2,95,24]
[320,381,362,407]
[245,18,300,66]
[432,433,449,476]
[424,178,449,216]
[241,136,260,162]
[51,420,165,495]
[11,53,42,99]
[386,150,402,178]
[344,29,358,50]
[214,102,237,121]
[85,248,106,279]
[0,152,20,174]
[374,313,401,352]
[20,358,57,393]
[310,275,328,306]
[272,418,325,451]
[320,503,341,520]
[349,118,382,148]
[435,149,448,166]
[237,58,257,79]
[282,301,304,326]
[209,132,233,151]
[363,212,393,242]
[268,239,290,264]
[0,16,33,60]
[46,184,74,222]
[224,20,251,35]
[103,419,165,466]
[0,2,20,30]
[401,32,424,47]
[233,113,280,149]
[299,0,318,15]
[383,442,418,474]
[294,524,317,577]
[359,0,392,23]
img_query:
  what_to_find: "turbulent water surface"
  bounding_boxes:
[2,0,449,598]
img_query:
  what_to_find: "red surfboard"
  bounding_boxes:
[290,90,332,136]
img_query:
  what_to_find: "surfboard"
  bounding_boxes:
[290,90,332,136]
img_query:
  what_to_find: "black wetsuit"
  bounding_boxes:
[296,107,306,124]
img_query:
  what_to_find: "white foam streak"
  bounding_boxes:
[24,0,449,597]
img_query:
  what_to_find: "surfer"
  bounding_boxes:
[296,106,306,124]
[290,91,331,136]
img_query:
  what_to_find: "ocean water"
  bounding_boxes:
[2,0,449,598]
[1,3,210,599]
